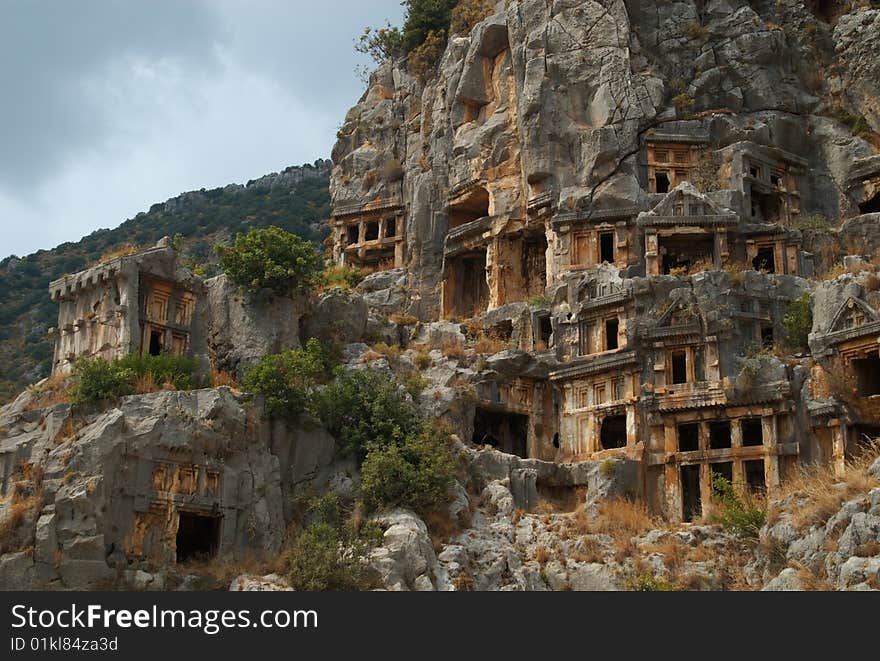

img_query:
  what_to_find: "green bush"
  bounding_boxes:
[287,494,379,591]
[70,353,201,406]
[242,339,334,421]
[312,369,422,459]
[319,265,366,290]
[711,475,766,539]
[624,573,679,591]
[70,358,135,405]
[783,294,813,352]
[361,425,456,515]
[217,226,322,297]
[357,0,456,65]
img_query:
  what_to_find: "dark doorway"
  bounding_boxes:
[744,460,765,491]
[537,315,552,348]
[660,234,714,274]
[385,217,397,238]
[742,417,764,447]
[446,249,489,318]
[148,330,163,357]
[752,246,775,273]
[472,408,529,458]
[605,319,619,351]
[656,172,670,194]
[752,190,781,222]
[709,420,732,449]
[599,232,615,263]
[600,415,627,450]
[681,465,702,522]
[711,461,733,483]
[522,234,548,298]
[176,512,221,563]
[346,224,359,245]
[859,193,880,215]
[852,357,880,396]
[671,350,688,384]
[364,221,380,242]
[678,423,700,452]
[761,325,775,348]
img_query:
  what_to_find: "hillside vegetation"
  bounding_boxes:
[0,161,331,404]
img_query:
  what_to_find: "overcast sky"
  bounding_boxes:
[0,0,404,258]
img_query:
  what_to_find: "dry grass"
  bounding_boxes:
[643,535,686,573]
[572,499,658,563]
[441,340,466,360]
[473,334,510,355]
[452,572,475,591]
[94,243,139,265]
[211,369,239,389]
[390,314,418,327]
[533,545,551,565]
[770,442,879,531]
[423,509,463,553]
[372,342,402,361]
[571,536,604,564]
[412,351,433,370]
[25,373,71,411]
[174,552,277,589]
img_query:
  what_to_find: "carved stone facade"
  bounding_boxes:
[48,239,203,375]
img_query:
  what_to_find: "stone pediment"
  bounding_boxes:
[640,182,737,225]
[828,296,879,334]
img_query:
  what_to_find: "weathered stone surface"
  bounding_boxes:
[202,274,303,376]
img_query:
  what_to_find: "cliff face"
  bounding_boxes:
[330,0,880,317]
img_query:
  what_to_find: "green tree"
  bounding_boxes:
[217,226,322,296]
[361,425,456,514]
[783,294,813,352]
[311,369,422,459]
[242,339,334,421]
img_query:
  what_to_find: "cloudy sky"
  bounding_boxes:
[0,0,404,258]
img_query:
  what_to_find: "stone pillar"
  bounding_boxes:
[764,415,780,492]
[832,423,846,477]
[664,422,681,522]
[645,230,659,276]
[731,419,744,484]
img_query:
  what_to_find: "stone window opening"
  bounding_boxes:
[753,246,776,273]
[444,249,489,319]
[346,224,359,245]
[655,172,670,194]
[600,415,627,450]
[385,217,397,238]
[605,318,619,351]
[770,173,781,188]
[537,314,552,349]
[752,189,782,222]
[448,185,490,229]
[859,192,880,215]
[552,432,560,449]
[742,417,764,447]
[599,231,615,264]
[660,234,714,274]
[761,324,775,348]
[709,420,732,449]
[364,221,380,242]
[148,330,163,357]
[472,407,528,458]
[678,423,700,452]
[744,460,766,491]
[671,350,688,385]
[712,461,733,484]
[749,164,761,179]
[853,356,880,396]
[681,464,702,522]
[176,512,221,563]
